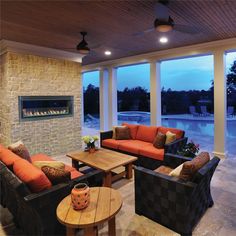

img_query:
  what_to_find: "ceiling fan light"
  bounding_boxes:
[156,24,173,32]
[77,48,90,55]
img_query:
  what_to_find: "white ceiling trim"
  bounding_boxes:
[0,39,84,63]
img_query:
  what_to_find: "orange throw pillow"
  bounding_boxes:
[13,158,52,192]
[0,146,21,167]
[122,123,139,139]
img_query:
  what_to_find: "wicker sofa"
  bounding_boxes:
[134,153,220,236]
[100,123,188,169]
[0,145,103,236]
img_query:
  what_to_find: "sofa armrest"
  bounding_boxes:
[164,137,188,154]
[24,169,103,207]
[163,153,192,168]
[71,169,103,187]
[100,130,113,144]
[135,166,196,188]
[134,166,196,222]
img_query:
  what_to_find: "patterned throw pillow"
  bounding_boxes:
[153,132,166,149]
[115,126,131,140]
[33,161,65,170]
[112,126,124,139]
[165,131,176,144]
[41,166,71,185]
[179,152,210,181]
[8,142,31,163]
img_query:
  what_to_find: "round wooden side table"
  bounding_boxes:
[56,187,123,236]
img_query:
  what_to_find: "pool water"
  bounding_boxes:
[84,114,236,156]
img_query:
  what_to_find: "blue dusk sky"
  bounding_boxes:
[83,52,236,92]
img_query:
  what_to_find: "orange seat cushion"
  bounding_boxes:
[135,125,158,143]
[13,158,52,192]
[139,144,164,161]
[154,165,173,175]
[31,153,83,180]
[102,139,127,149]
[31,153,53,162]
[118,140,150,155]
[0,146,21,167]
[122,123,139,139]
[158,127,184,139]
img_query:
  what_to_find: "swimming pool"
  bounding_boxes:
[84,113,236,156]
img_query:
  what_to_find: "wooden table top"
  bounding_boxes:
[67,148,137,172]
[56,187,122,228]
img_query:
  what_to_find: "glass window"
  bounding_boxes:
[117,63,150,125]
[161,55,214,152]
[83,71,100,130]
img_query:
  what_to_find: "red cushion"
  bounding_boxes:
[135,125,158,143]
[31,153,53,162]
[64,165,83,179]
[13,158,52,192]
[102,139,127,149]
[31,153,83,180]
[158,127,184,139]
[139,144,164,161]
[0,146,21,167]
[118,140,150,155]
[122,123,139,139]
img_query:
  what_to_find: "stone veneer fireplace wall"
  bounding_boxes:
[0,52,82,155]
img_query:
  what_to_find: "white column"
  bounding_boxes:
[108,67,117,128]
[150,61,162,126]
[81,73,84,128]
[99,69,109,131]
[213,50,227,158]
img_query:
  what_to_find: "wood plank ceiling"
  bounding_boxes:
[1,0,236,65]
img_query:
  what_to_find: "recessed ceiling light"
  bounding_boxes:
[159,37,168,44]
[104,50,111,55]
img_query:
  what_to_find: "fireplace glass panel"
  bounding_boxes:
[19,96,74,121]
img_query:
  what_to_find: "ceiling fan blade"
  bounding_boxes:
[90,43,102,49]
[133,27,154,37]
[154,2,169,21]
[56,48,76,50]
[174,24,200,34]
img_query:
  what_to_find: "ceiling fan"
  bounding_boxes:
[59,31,123,56]
[76,31,90,55]
[134,0,200,36]
[58,31,99,55]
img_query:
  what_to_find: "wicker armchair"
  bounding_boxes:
[134,153,220,236]
[0,161,103,236]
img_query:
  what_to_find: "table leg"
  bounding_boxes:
[125,163,133,179]
[72,159,79,169]
[66,227,76,236]
[103,171,112,187]
[84,226,98,236]
[108,217,116,236]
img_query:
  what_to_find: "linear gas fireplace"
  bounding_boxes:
[19,96,74,121]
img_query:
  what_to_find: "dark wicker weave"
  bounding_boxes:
[0,161,103,236]
[100,130,188,169]
[134,155,220,236]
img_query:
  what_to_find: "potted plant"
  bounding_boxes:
[177,140,200,158]
[82,135,99,153]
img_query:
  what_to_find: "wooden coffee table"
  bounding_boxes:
[56,187,122,236]
[67,148,137,187]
